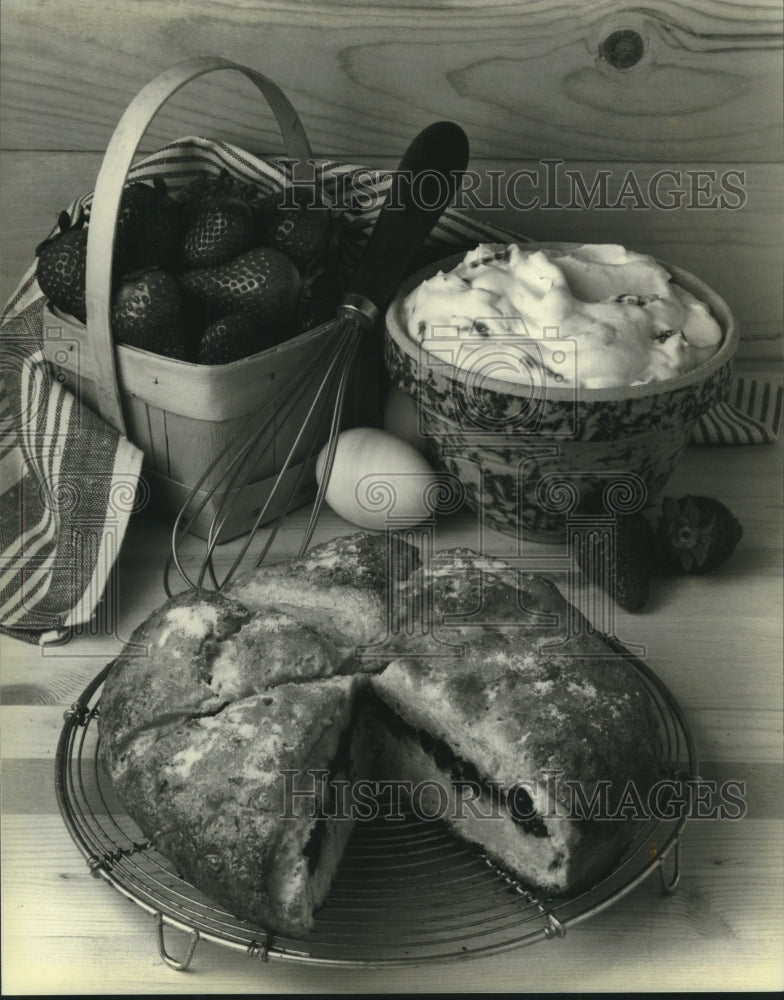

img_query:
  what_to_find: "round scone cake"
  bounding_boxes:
[98,532,664,937]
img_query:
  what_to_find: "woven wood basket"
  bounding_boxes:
[40,57,384,541]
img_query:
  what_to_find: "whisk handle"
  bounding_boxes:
[342,121,469,319]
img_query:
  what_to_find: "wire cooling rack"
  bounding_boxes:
[55,648,697,970]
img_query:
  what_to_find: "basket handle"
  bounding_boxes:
[85,56,313,435]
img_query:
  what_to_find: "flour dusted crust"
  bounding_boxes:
[110,675,361,935]
[98,532,663,936]
[370,642,660,894]
[223,531,420,651]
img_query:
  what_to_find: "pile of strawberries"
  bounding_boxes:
[35,172,354,364]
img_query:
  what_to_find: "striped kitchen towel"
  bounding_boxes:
[692,376,782,445]
[0,298,143,645]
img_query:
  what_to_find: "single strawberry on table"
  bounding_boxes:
[656,495,743,573]
[111,269,186,359]
[574,511,656,612]
[35,209,88,322]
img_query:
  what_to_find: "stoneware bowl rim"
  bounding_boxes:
[385,241,739,402]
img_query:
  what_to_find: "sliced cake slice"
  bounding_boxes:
[369,634,663,896]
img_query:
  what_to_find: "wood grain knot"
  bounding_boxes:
[599,29,645,70]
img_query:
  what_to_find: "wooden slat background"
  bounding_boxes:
[1,0,782,359]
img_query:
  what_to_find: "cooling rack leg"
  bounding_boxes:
[544,913,566,939]
[155,912,200,971]
[658,837,682,894]
[248,937,273,962]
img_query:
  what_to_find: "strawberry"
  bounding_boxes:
[179,247,302,324]
[114,177,182,275]
[111,269,185,359]
[175,174,220,216]
[35,209,88,322]
[180,172,256,268]
[196,312,290,365]
[574,512,655,612]
[260,190,333,272]
[296,263,342,333]
[656,495,743,574]
[177,169,256,218]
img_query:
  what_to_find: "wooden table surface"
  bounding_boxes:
[2,372,783,994]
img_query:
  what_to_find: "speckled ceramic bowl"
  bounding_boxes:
[385,243,739,542]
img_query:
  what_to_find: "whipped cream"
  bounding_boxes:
[403,243,723,389]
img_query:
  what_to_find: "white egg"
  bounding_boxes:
[383,386,429,455]
[315,427,437,530]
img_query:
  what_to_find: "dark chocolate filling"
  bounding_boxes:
[303,789,332,874]
[365,690,548,838]
[303,697,363,874]
[303,688,549,875]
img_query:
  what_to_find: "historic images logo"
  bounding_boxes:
[273,158,747,213]
[280,769,748,823]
